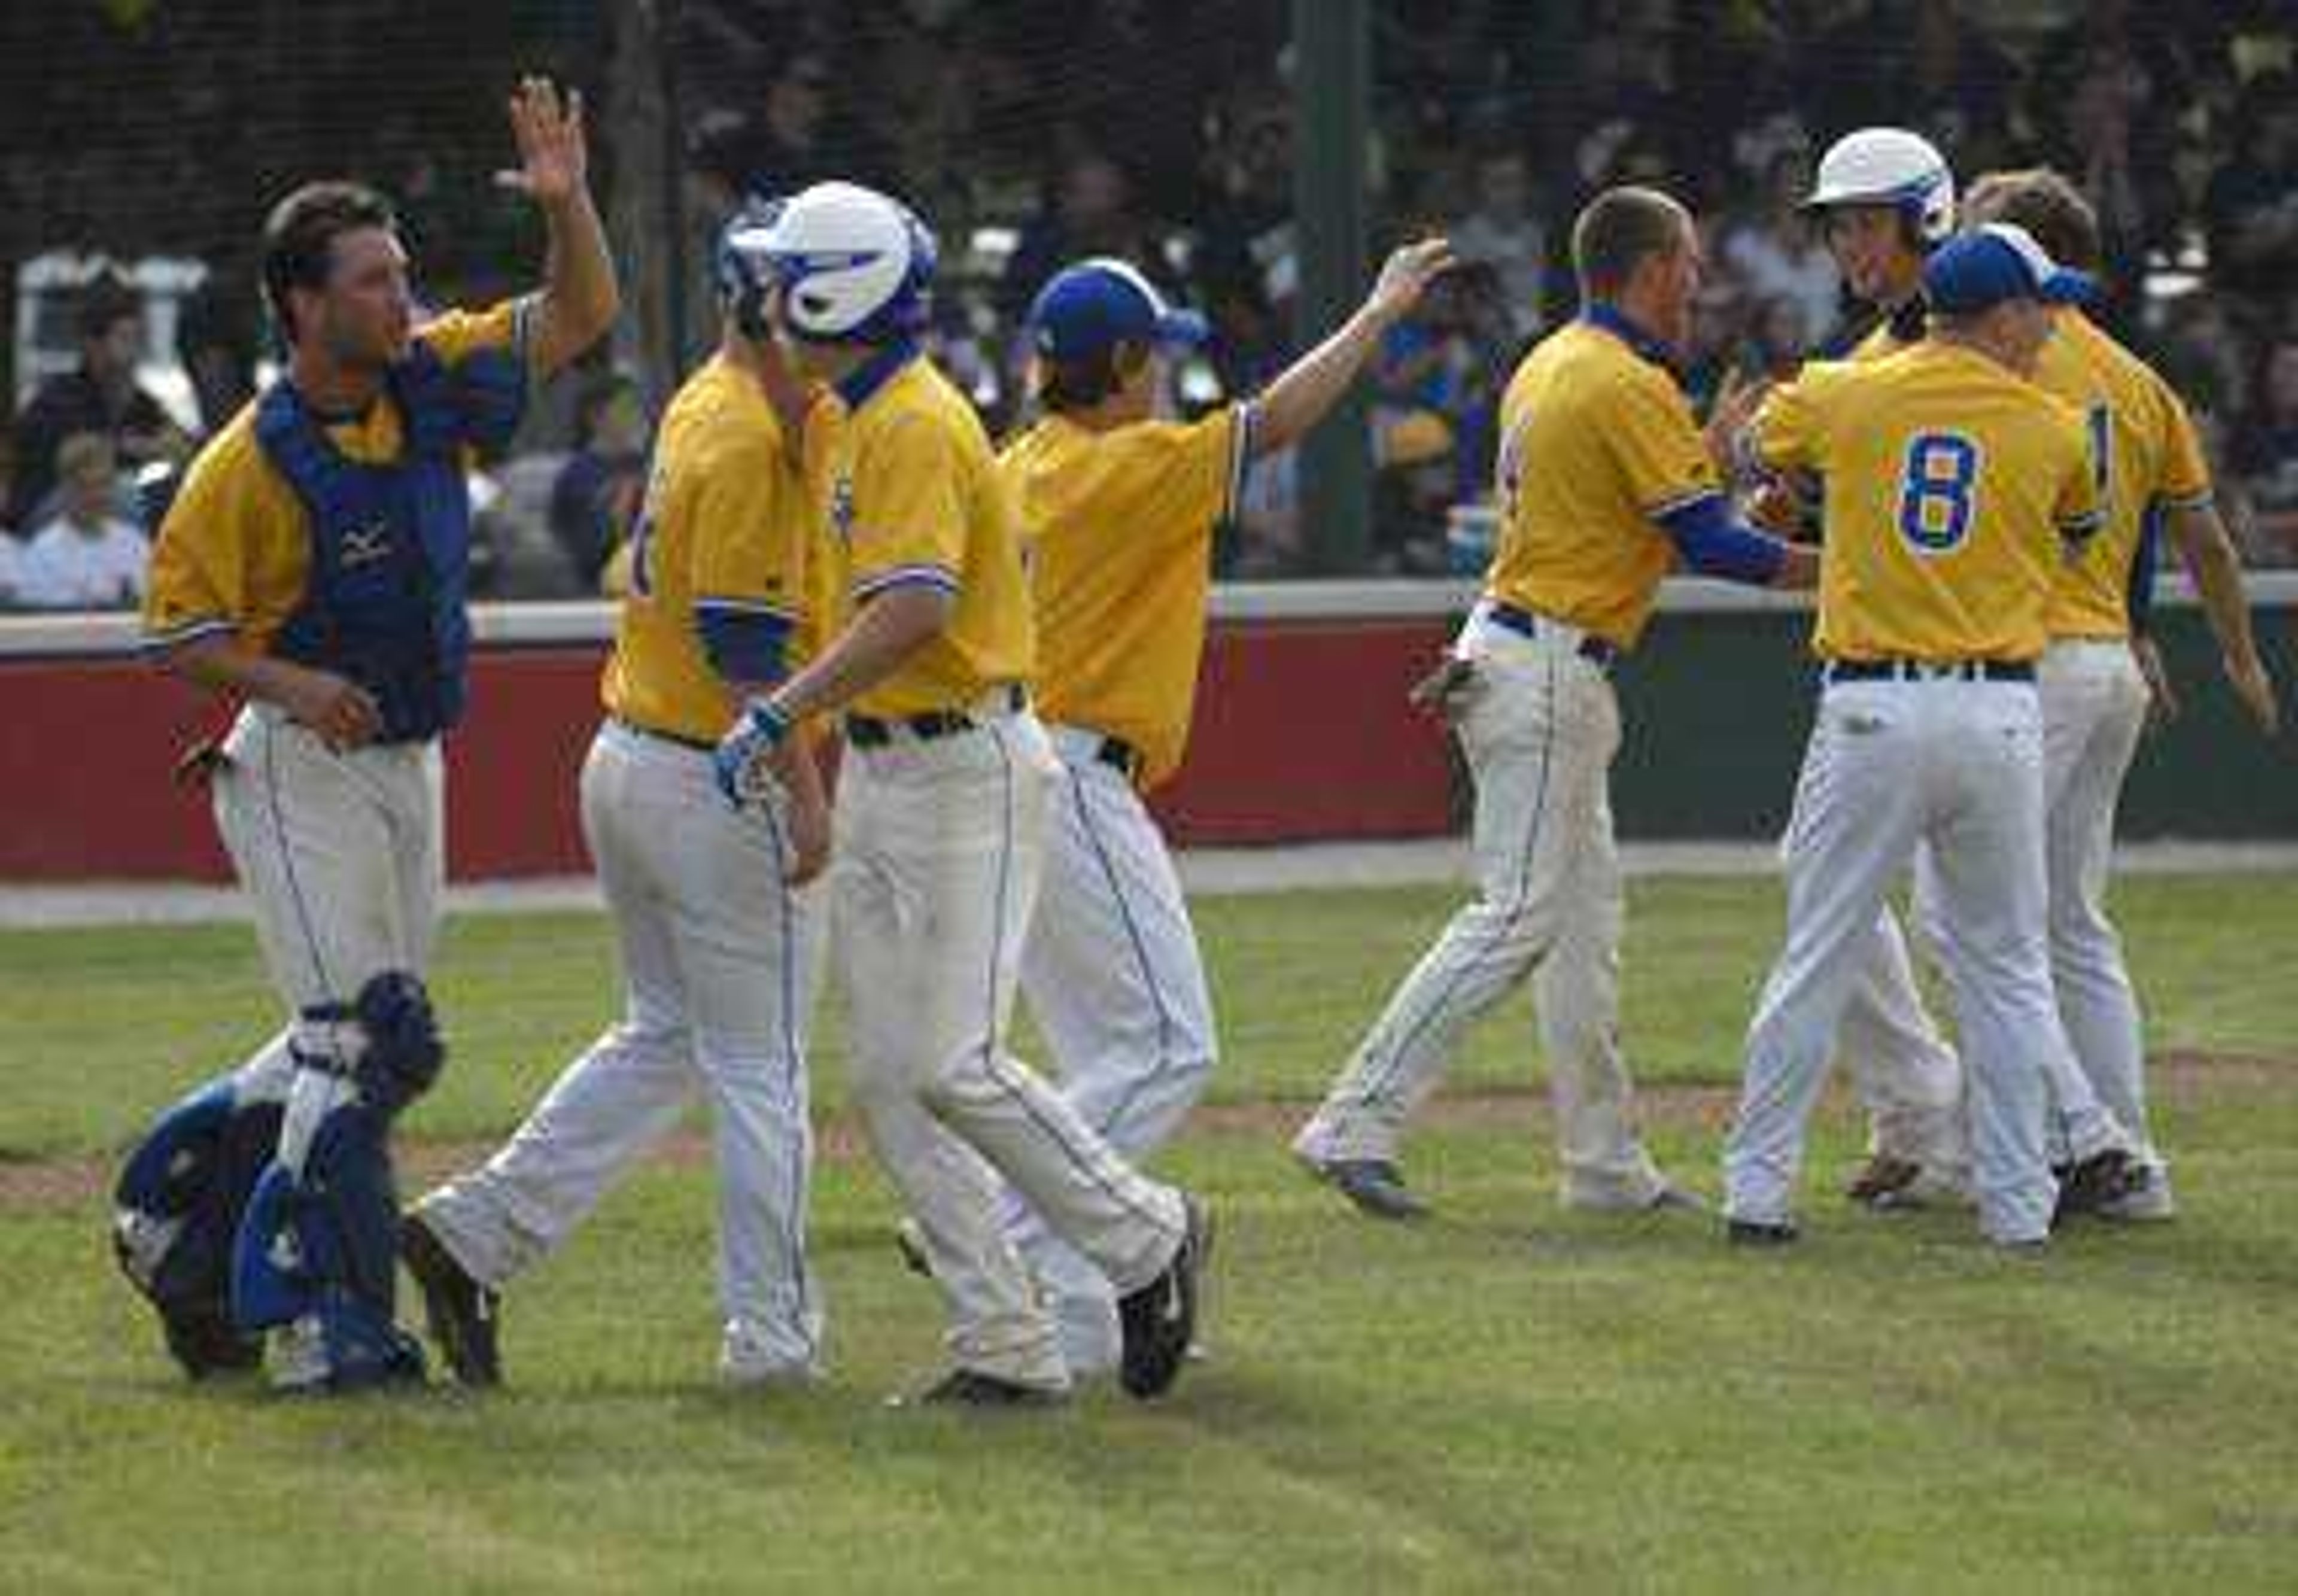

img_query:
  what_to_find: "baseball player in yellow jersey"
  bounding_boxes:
[399,207,838,1389]
[1943,170,2280,1218]
[712,183,1206,1407]
[114,81,616,1390]
[1787,126,1983,1207]
[995,238,1454,1374]
[1293,188,1813,1220]
[1723,224,2108,1248]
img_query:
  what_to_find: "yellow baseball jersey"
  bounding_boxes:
[2028,309,2214,640]
[1484,316,1720,650]
[825,355,1033,718]
[1755,341,2102,663]
[601,354,835,744]
[1000,404,1250,788]
[142,302,527,652]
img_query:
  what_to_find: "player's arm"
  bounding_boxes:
[2160,499,2278,734]
[1629,375,1813,589]
[496,76,619,378]
[1246,238,1455,459]
[142,453,382,749]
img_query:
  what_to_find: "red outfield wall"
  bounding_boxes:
[0,608,1458,883]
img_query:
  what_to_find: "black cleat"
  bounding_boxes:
[1845,1154,1925,1209]
[1118,1196,1212,1400]
[1726,1217,1800,1247]
[893,1218,932,1279]
[898,1368,1068,1409]
[400,1211,501,1387]
[1302,1155,1430,1221]
[2053,1148,2140,1227]
[160,1300,264,1380]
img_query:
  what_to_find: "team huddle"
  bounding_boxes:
[106,83,2277,1403]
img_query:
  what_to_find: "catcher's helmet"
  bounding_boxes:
[751,180,935,345]
[1802,127,1956,245]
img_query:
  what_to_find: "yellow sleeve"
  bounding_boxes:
[415,298,530,369]
[688,433,807,625]
[848,410,965,601]
[139,425,306,649]
[1751,373,1823,476]
[1607,369,1721,516]
[1118,405,1249,552]
[2151,377,2215,511]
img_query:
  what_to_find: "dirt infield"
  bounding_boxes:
[7,1048,2285,1214]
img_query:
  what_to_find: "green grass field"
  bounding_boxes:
[4,874,2296,1591]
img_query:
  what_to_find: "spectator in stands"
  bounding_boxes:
[1194,90,1298,397]
[2229,334,2298,566]
[742,50,837,196]
[14,432,147,610]
[1808,1,2022,172]
[1449,149,1551,345]
[1718,151,1840,352]
[7,273,183,531]
[999,148,1165,340]
[548,371,649,592]
[176,285,259,440]
[2204,74,2298,313]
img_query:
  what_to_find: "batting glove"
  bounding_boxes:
[714,698,793,809]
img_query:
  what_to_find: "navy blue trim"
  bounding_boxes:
[1580,303,1675,370]
[834,338,920,412]
[1066,762,1177,1139]
[977,722,1175,1236]
[1354,647,1560,1111]
[2126,503,2162,636]
[756,797,819,1366]
[1656,494,1789,585]
[697,606,794,683]
[262,721,338,1005]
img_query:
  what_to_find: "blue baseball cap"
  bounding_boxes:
[1922,223,2095,316]
[1028,259,1209,361]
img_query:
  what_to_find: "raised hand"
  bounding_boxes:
[496,76,588,208]
[1367,238,1458,326]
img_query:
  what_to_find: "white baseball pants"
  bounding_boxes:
[1725,676,2060,1244]
[1008,723,1219,1373]
[417,721,823,1376]
[209,701,443,1150]
[834,704,1187,1391]
[1293,605,1670,1209]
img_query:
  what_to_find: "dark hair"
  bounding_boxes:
[1571,186,1689,300]
[77,272,141,344]
[1962,168,2103,275]
[261,180,399,345]
[1038,342,1148,413]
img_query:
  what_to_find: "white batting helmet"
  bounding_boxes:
[752,180,937,343]
[1802,127,1956,245]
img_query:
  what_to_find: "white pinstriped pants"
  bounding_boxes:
[835,706,1187,1391]
[1010,724,1219,1374]
[1293,606,1670,1208]
[416,721,824,1375]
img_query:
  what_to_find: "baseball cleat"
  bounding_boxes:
[1300,1154,1430,1221]
[1725,1217,1800,1247]
[400,1211,501,1387]
[2051,1148,2142,1227]
[893,1368,1069,1410]
[1844,1154,1925,1208]
[1117,1195,1211,1401]
[1645,1185,1710,1215]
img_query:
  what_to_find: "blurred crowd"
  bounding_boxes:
[7,0,2296,609]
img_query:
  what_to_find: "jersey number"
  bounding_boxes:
[1896,432,1979,554]
[2085,402,2114,520]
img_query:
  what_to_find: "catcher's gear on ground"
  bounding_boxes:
[1802,127,1956,244]
[229,971,443,1390]
[112,1075,286,1378]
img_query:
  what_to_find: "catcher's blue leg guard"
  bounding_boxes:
[113,1072,285,1378]
[231,972,444,1391]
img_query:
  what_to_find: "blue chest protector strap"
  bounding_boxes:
[258,341,527,744]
